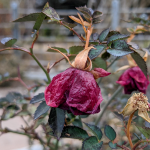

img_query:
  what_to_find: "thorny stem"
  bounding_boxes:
[0,128,32,138]
[116,144,131,150]
[126,111,135,149]
[139,144,149,149]
[59,21,85,42]
[95,86,123,126]
[31,54,51,83]
[0,47,51,83]
[30,31,39,54]
[133,139,150,149]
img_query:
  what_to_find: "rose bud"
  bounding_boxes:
[116,66,149,94]
[45,67,110,115]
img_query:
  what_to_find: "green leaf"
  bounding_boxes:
[136,125,150,139]
[6,104,20,110]
[92,33,99,41]
[72,119,83,128]
[108,141,117,149]
[88,45,105,60]
[92,11,102,19]
[98,28,109,43]
[107,49,133,56]
[62,21,77,28]
[107,34,129,46]
[61,126,89,140]
[1,37,17,47]
[108,40,134,56]
[92,17,102,24]
[111,40,129,49]
[76,7,92,19]
[131,52,148,78]
[84,123,103,140]
[33,114,47,129]
[104,125,116,141]
[82,136,103,150]
[47,47,67,53]
[33,13,46,30]
[0,97,12,104]
[69,46,83,54]
[89,41,99,45]
[13,13,40,22]
[48,108,65,139]
[34,101,50,120]
[30,93,45,104]
[68,56,76,61]
[107,31,120,38]
[42,4,60,20]
[101,51,111,60]
[6,92,24,104]
[92,57,107,70]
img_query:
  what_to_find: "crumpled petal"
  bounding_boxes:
[67,69,103,114]
[116,67,149,94]
[45,68,75,107]
[138,110,150,123]
[45,67,104,115]
[90,68,111,79]
[129,67,147,83]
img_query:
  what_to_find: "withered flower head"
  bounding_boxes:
[121,93,150,122]
[45,13,111,115]
[116,52,149,94]
[45,67,110,115]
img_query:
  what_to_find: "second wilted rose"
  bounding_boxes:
[116,53,149,94]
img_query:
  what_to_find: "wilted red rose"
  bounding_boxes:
[116,66,149,94]
[45,67,110,115]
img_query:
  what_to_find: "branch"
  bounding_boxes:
[59,21,85,42]
[0,128,32,138]
[117,144,131,150]
[30,31,39,54]
[47,54,76,72]
[0,47,31,55]
[133,140,150,150]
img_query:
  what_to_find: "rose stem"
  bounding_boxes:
[133,140,150,150]
[95,86,123,126]
[126,111,135,149]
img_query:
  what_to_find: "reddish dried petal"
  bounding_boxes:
[66,69,103,114]
[45,68,75,107]
[45,67,103,115]
[91,68,111,79]
[129,67,147,83]
[116,67,149,94]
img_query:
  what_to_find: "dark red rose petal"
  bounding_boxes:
[45,67,105,115]
[116,67,149,94]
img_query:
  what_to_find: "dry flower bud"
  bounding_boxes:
[120,93,150,122]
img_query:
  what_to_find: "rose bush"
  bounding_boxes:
[45,67,110,115]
